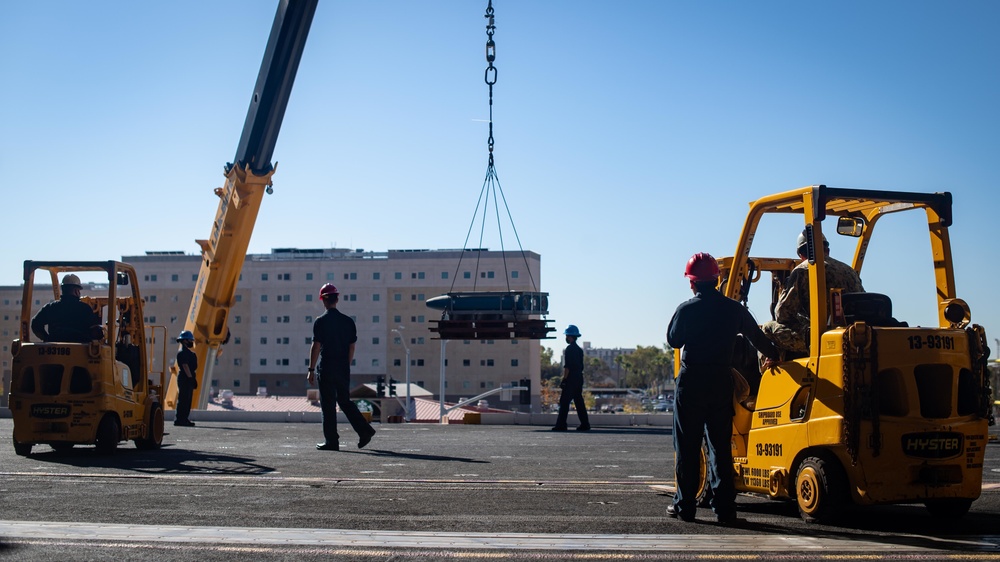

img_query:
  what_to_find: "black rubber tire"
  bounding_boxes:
[795,454,849,524]
[924,498,973,519]
[135,404,164,450]
[95,414,120,455]
[13,432,32,456]
[695,441,713,507]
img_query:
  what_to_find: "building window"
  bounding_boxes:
[393,359,401,367]
[372,359,379,367]
[235,295,242,302]
[234,337,241,344]
[373,272,380,280]
[463,359,471,367]
[348,294,357,301]
[511,359,519,367]
[372,315,380,323]
[394,294,402,302]
[464,272,471,279]
[417,315,425,323]
[260,358,267,366]
[372,294,380,302]
[394,315,401,323]
[147,295,157,303]
[305,315,313,322]
[512,271,519,278]
[305,337,312,345]
[481,359,495,367]
[260,337,268,344]
[394,272,402,280]
[327,272,335,280]
[234,359,242,366]
[281,273,291,280]
[234,316,241,323]
[372,337,380,345]
[261,273,268,281]
[261,316,267,323]
[306,273,313,280]
[234,380,241,387]
[171,274,179,282]
[192,274,198,281]
[261,295,268,302]
[306,294,313,302]
[441,272,448,279]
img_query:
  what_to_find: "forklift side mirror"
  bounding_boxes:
[836,216,865,237]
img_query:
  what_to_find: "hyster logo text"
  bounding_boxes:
[902,432,962,459]
[30,404,71,419]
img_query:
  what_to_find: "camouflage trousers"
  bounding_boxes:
[761,320,808,355]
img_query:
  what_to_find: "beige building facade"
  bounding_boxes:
[1,248,545,411]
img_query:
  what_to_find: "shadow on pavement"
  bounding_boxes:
[20,445,276,476]
[362,448,490,464]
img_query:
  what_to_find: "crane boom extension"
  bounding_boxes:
[165,0,318,411]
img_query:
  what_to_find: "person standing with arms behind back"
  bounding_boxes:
[174,330,198,427]
[552,324,591,432]
[667,253,779,524]
[307,283,376,451]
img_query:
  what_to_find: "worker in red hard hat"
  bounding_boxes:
[307,283,376,451]
[666,253,779,525]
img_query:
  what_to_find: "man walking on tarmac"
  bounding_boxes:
[552,325,591,432]
[667,253,779,524]
[307,283,376,451]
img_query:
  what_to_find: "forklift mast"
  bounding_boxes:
[165,0,318,411]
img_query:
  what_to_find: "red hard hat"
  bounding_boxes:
[684,252,720,282]
[319,283,339,298]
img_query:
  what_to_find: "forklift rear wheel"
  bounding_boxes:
[135,404,164,450]
[95,415,120,455]
[924,498,972,519]
[795,455,847,524]
[13,432,32,456]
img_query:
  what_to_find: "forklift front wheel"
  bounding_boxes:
[795,455,847,524]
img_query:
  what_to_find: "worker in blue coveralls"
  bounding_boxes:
[666,252,779,525]
[552,324,591,432]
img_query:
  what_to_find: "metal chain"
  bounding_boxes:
[484,0,497,165]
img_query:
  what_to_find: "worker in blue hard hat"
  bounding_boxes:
[174,330,198,427]
[552,324,591,432]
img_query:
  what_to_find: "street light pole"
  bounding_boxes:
[391,327,412,421]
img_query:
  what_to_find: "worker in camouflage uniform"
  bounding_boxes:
[762,229,864,354]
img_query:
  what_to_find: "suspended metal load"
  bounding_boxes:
[427,291,554,340]
[431,0,555,341]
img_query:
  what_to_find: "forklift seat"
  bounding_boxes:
[842,292,904,326]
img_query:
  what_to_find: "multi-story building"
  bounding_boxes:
[1,248,544,410]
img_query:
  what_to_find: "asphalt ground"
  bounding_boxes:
[3,418,1000,561]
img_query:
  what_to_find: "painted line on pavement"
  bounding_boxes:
[1,521,999,553]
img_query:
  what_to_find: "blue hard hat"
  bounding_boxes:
[176,330,194,342]
[564,325,581,337]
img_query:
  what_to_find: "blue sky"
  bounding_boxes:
[3,1,998,357]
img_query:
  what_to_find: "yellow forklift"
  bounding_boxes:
[8,261,168,455]
[694,185,992,522]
